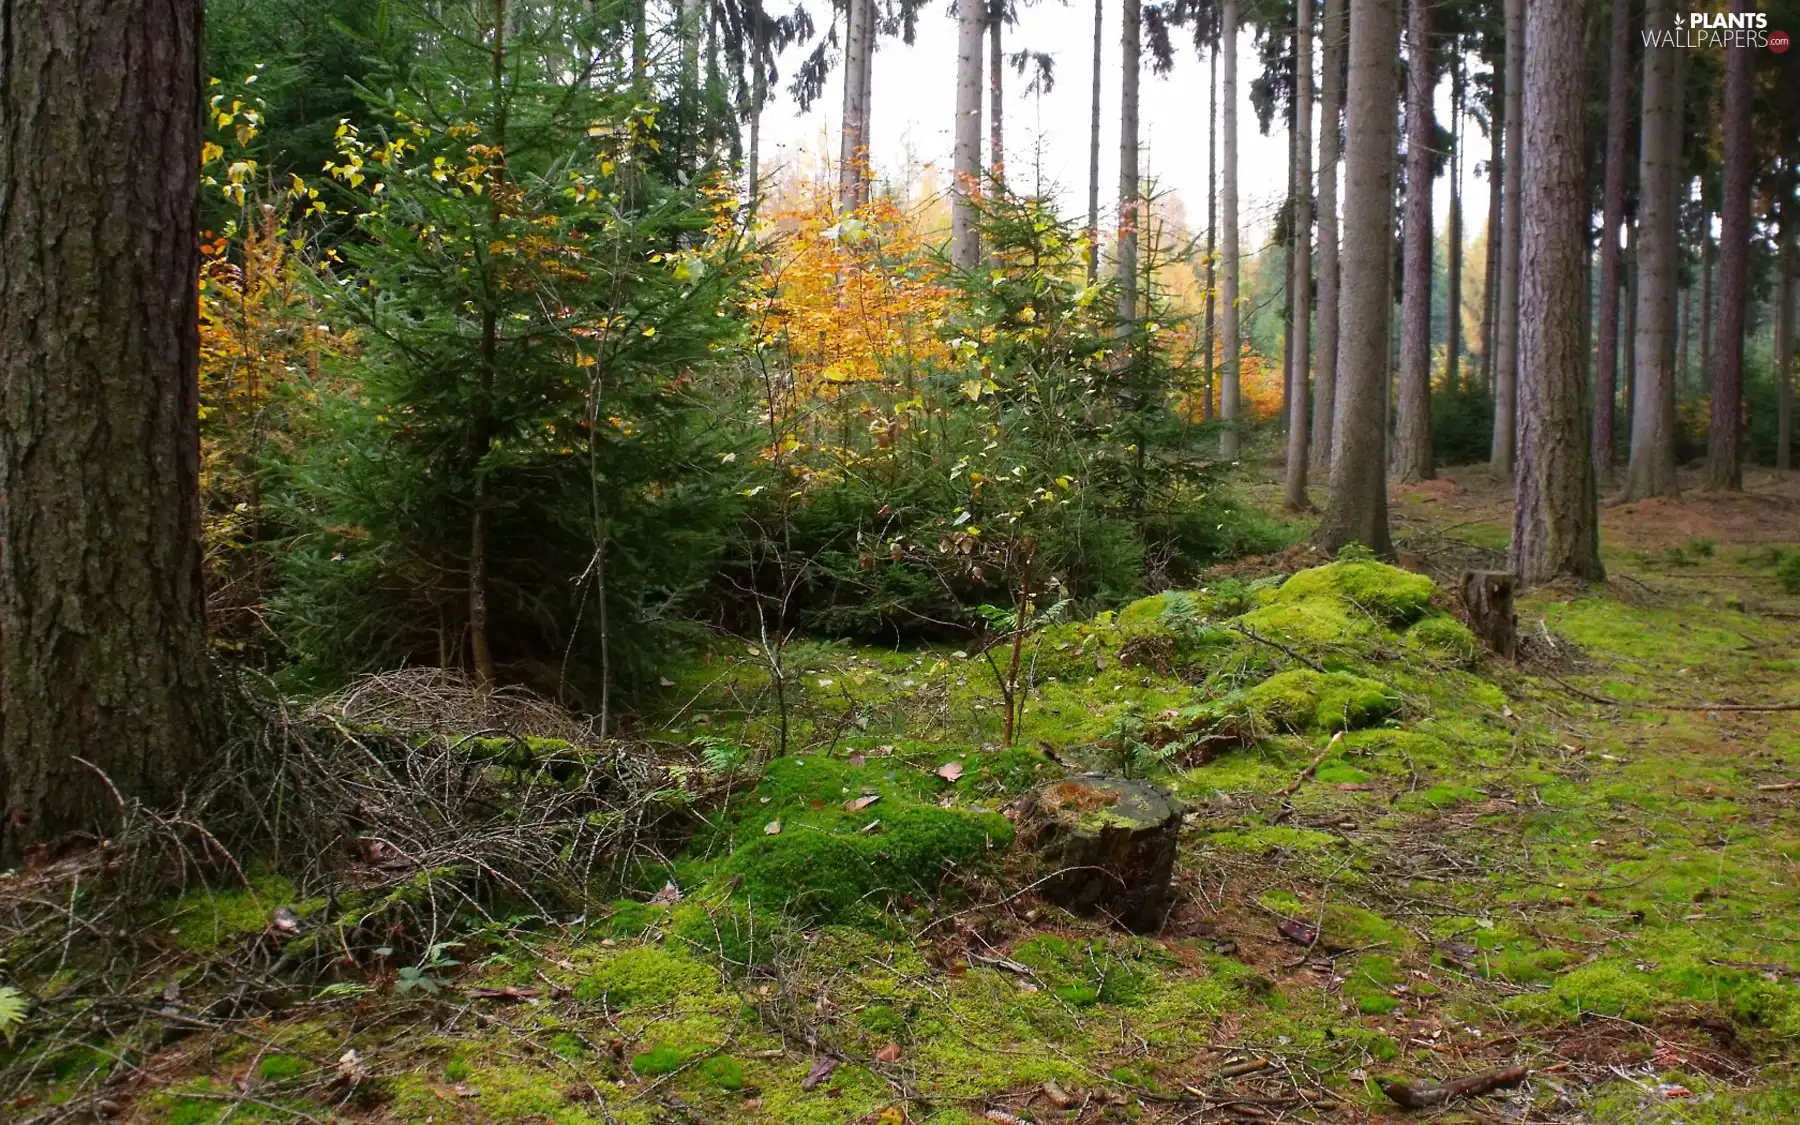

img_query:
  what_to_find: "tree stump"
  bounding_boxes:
[1459,570,1517,659]
[1011,775,1182,933]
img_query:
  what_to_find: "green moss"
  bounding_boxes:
[856,1003,907,1038]
[547,1031,588,1059]
[573,945,719,1008]
[1242,669,1398,732]
[629,1042,691,1077]
[1403,613,1478,662]
[444,1055,474,1081]
[1269,560,1438,625]
[698,1055,746,1090]
[156,873,320,952]
[1342,955,1404,1015]
[256,1054,306,1082]
[667,900,781,970]
[1209,826,1338,853]
[605,899,661,938]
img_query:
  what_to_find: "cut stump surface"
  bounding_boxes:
[1012,775,1182,932]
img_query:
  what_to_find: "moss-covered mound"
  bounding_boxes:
[719,754,1014,923]
[1240,668,1398,732]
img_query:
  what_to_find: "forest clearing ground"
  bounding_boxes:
[9,466,1800,1125]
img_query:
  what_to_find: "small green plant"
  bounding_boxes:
[0,985,29,1044]
[1335,542,1377,562]
[1101,704,1197,778]
[393,941,462,997]
[1688,537,1716,558]
[1777,552,1800,595]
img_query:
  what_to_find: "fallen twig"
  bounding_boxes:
[1229,624,1330,674]
[1276,733,1344,799]
[1376,1063,1528,1109]
[1757,781,1800,792]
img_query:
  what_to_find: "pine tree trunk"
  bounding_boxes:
[1705,6,1752,492]
[1779,218,1795,473]
[1490,0,1524,476]
[1622,0,1681,501]
[1311,0,1345,472]
[1395,0,1435,483]
[1512,0,1603,585]
[1284,0,1316,511]
[1203,40,1219,421]
[1316,0,1399,557]
[1676,284,1689,393]
[1117,0,1141,332]
[839,0,871,206]
[1447,59,1464,393]
[1086,0,1104,284]
[1623,220,1637,436]
[0,0,212,862]
[1220,0,1243,460]
[1593,0,1631,481]
[1479,97,1502,391]
[989,4,1005,180]
[1700,230,1714,394]
[747,24,766,206]
[951,0,986,269]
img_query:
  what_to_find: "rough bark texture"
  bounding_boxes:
[1117,0,1141,333]
[1779,219,1795,473]
[1511,0,1603,586]
[1446,59,1463,392]
[1700,231,1713,394]
[1459,571,1516,659]
[1013,776,1182,933]
[1624,221,1637,435]
[1394,0,1435,484]
[1284,0,1315,512]
[1705,7,1752,492]
[1203,40,1218,420]
[1593,0,1630,480]
[988,1,1004,179]
[1622,0,1680,501]
[951,0,985,269]
[1311,0,1345,472]
[1219,0,1242,461]
[1490,0,1524,476]
[838,0,872,206]
[0,0,212,861]
[1479,95,1502,392]
[1086,0,1103,283]
[1316,0,1398,557]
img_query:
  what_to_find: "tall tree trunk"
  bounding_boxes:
[747,29,765,206]
[1312,0,1345,471]
[1117,0,1141,332]
[1285,0,1316,511]
[1705,6,1752,492]
[1220,0,1243,460]
[1779,215,1795,472]
[839,0,872,206]
[951,0,986,268]
[1086,0,1103,283]
[1512,0,1603,584]
[1395,0,1435,483]
[633,0,649,93]
[1447,58,1464,393]
[1316,0,1399,556]
[0,0,212,861]
[1593,0,1631,481]
[1675,284,1689,393]
[1479,94,1503,391]
[1203,39,1219,421]
[1490,0,1524,475]
[1623,219,1637,436]
[1622,0,1681,500]
[1700,227,1713,394]
[989,2,1005,179]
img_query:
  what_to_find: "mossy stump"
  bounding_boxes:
[1013,776,1182,933]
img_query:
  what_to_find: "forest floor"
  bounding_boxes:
[9,463,1800,1125]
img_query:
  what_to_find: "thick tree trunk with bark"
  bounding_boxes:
[1490,0,1524,476]
[1447,60,1464,392]
[1511,0,1604,585]
[1622,1,1681,501]
[1394,0,1435,483]
[1284,0,1315,512]
[1479,97,1502,391]
[0,0,212,861]
[1593,0,1631,481]
[1779,218,1795,472]
[952,0,986,269]
[1086,0,1103,283]
[1220,0,1242,460]
[989,2,1005,179]
[839,0,873,206]
[1705,8,1753,492]
[1624,220,1637,435]
[1311,0,1345,472]
[1316,0,1399,557]
[1202,41,1219,421]
[1117,0,1141,333]
[1460,571,1517,659]
[1700,230,1713,391]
